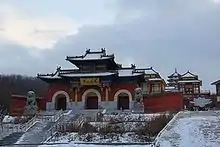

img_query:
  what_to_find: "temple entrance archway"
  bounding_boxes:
[117,93,129,110]
[114,89,132,110]
[86,92,98,109]
[82,89,101,109]
[55,94,67,110]
[52,90,70,110]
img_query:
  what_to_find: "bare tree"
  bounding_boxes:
[0,74,48,110]
[0,105,7,130]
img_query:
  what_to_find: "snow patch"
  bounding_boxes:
[2,115,15,123]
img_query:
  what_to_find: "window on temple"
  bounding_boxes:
[151,75,156,78]
[142,83,148,94]
[152,83,161,93]
[217,86,220,95]
[180,87,184,93]
[194,87,199,93]
[82,64,94,72]
[145,75,151,78]
[95,64,106,71]
[217,96,220,102]
[185,88,193,94]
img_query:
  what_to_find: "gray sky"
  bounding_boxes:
[0,0,220,91]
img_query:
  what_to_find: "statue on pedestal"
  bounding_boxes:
[132,87,144,113]
[24,91,38,117]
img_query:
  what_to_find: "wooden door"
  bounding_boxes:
[56,97,67,110]
[118,96,129,110]
[86,96,98,109]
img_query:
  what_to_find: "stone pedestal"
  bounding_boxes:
[132,101,144,113]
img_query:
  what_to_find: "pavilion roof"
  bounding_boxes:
[168,68,181,78]
[66,48,114,61]
[181,70,198,78]
[211,79,220,85]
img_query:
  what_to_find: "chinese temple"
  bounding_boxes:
[167,69,211,107]
[167,70,202,95]
[211,79,220,108]
[10,49,184,115]
[37,48,167,111]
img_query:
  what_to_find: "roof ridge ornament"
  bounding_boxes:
[101,48,106,53]
[86,48,91,54]
[175,68,178,73]
[131,64,136,69]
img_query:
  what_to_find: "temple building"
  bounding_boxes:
[10,49,184,115]
[167,69,202,95]
[167,69,211,107]
[36,49,167,111]
[211,79,220,108]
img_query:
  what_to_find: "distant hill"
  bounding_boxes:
[0,74,48,110]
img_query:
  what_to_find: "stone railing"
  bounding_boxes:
[0,114,39,140]
[21,115,38,132]
[36,110,63,122]
[0,123,23,140]
[0,111,64,141]
[42,110,65,142]
[43,113,84,142]
[53,110,63,122]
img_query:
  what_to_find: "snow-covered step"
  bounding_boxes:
[16,120,55,144]
[154,110,220,147]
[0,132,23,146]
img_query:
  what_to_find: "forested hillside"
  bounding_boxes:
[0,75,48,110]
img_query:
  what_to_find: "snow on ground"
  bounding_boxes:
[155,110,220,147]
[102,113,162,122]
[39,112,160,146]
[39,144,151,147]
[2,115,15,123]
[47,132,151,144]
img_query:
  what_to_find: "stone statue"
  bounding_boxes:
[24,91,38,116]
[132,87,144,113]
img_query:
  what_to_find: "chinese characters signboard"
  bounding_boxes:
[80,78,100,85]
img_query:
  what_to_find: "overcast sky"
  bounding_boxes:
[0,0,220,91]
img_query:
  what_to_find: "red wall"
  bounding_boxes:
[46,83,70,102]
[48,83,138,102]
[109,83,137,101]
[10,95,46,116]
[143,92,183,113]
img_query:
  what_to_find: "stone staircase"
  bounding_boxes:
[0,110,95,145]
[15,110,64,145]
[16,120,55,144]
[0,115,38,146]
[0,132,23,146]
[43,110,84,142]
[0,110,64,146]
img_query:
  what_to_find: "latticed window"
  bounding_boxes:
[194,87,199,93]
[142,83,148,94]
[95,64,106,71]
[217,96,220,102]
[180,87,184,93]
[152,84,161,93]
[185,88,193,94]
[217,85,220,95]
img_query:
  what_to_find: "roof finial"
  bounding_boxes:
[56,66,61,71]
[86,48,91,54]
[175,68,177,73]
[131,64,136,69]
[101,48,106,55]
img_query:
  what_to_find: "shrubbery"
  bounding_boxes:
[55,112,174,142]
